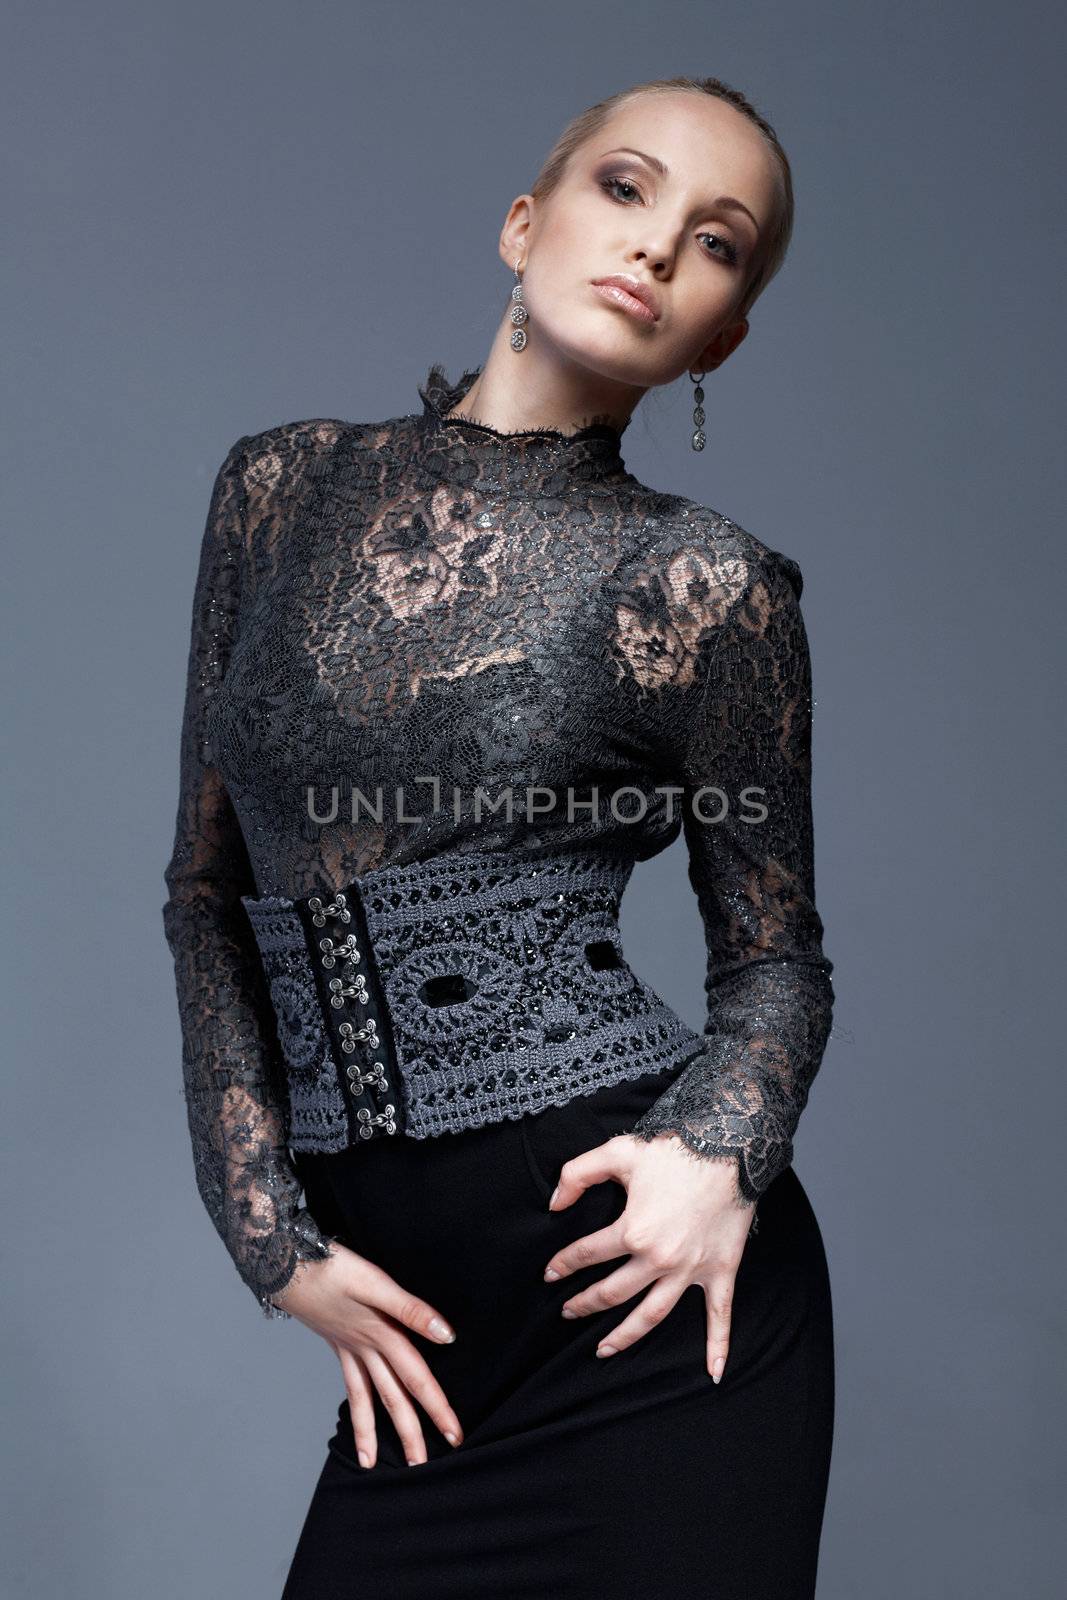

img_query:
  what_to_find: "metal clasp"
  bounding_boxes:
[346,1059,389,1091]
[308,892,352,927]
[328,972,371,1008]
[356,1104,397,1139]
[318,932,361,969]
[338,1017,380,1052]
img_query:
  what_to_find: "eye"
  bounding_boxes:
[697,231,740,267]
[599,176,741,268]
[599,174,642,204]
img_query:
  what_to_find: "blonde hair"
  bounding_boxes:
[529,76,794,321]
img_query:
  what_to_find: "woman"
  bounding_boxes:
[162,75,836,1598]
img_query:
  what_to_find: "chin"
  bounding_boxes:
[552,323,651,388]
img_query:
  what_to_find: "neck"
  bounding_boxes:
[414,356,629,498]
[443,320,640,439]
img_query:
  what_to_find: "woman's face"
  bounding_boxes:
[503,91,781,394]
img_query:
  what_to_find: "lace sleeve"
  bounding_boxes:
[161,437,338,1317]
[629,545,835,1203]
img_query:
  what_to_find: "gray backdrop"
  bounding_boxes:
[4,1,1064,1595]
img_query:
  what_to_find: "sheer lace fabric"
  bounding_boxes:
[161,362,834,1315]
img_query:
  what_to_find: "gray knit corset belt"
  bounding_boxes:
[240,846,704,1152]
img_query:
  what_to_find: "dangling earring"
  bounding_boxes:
[509,257,528,351]
[689,367,706,451]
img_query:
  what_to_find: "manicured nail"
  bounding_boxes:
[561,1306,577,1319]
[358,1450,370,1468]
[430,1317,455,1341]
[444,1430,459,1446]
[596,1344,617,1358]
[548,1185,559,1209]
[544,1267,560,1281]
[712,1357,725,1384]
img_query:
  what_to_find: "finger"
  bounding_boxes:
[558,1256,658,1319]
[543,1217,629,1282]
[350,1256,457,1346]
[335,1341,379,1468]
[704,1272,735,1384]
[592,1274,687,1359]
[548,1136,628,1211]
[362,1347,430,1467]
[374,1329,464,1448]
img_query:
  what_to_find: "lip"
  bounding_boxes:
[590,274,660,323]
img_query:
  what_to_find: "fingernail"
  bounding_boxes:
[596,1344,617,1358]
[358,1450,370,1468]
[544,1267,559,1281]
[548,1185,559,1209]
[561,1306,577,1319]
[712,1357,725,1384]
[444,1430,459,1446]
[430,1317,455,1342]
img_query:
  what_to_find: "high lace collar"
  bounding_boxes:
[412,362,628,497]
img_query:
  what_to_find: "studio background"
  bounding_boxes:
[3,2,1063,1596]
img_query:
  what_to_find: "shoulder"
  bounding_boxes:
[228,416,358,488]
[615,488,805,620]
[231,411,415,492]
[607,493,807,698]
[647,493,805,604]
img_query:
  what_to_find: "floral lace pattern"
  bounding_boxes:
[161,361,834,1314]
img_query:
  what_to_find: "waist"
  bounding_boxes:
[240,845,702,1153]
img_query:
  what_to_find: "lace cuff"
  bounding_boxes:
[256,1213,340,1319]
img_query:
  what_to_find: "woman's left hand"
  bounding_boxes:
[542,1132,757,1383]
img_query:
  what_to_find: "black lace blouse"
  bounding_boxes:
[161,362,835,1315]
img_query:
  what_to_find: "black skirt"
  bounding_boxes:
[282,1063,835,1599]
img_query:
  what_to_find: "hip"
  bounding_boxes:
[292,1061,833,1429]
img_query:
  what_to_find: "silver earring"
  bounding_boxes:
[689,367,706,450]
[509,258,528,351]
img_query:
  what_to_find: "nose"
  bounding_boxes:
[629,246,670,276]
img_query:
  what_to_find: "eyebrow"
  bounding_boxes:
[596,146,762,236]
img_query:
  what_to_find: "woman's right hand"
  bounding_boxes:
[270,1241,464,1468]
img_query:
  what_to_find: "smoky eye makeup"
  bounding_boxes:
[593,158,643,194]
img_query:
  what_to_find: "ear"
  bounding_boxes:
[694,317,749,373]
[499,195,534,273]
